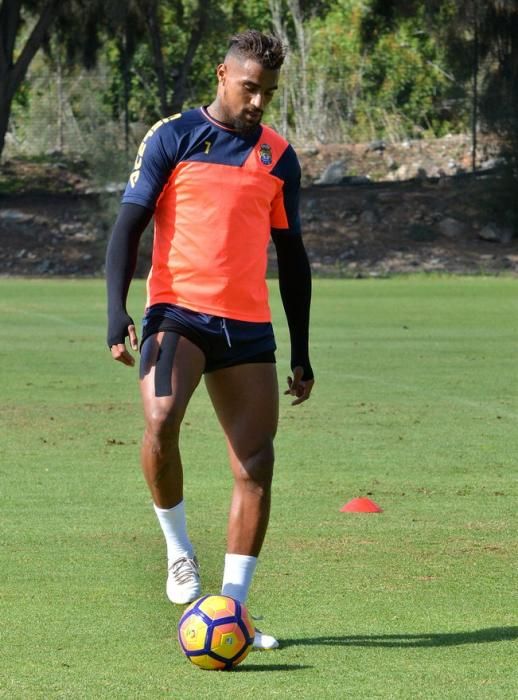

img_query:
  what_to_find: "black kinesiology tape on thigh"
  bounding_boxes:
[154,333,179,397]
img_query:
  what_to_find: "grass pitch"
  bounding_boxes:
[1,276,516,699]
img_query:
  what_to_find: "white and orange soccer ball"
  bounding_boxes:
[178,594,255,670]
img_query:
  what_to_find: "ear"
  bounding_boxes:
[216,63,227,85]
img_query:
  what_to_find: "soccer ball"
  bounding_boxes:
[178,594,255,670]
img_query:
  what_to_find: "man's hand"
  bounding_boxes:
[110,324,139,367]
[285,366,314,406]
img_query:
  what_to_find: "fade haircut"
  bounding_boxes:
[226,29,286,70]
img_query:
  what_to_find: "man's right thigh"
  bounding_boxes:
[139,331,206,430]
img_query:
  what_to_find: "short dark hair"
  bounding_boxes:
[226,29,286,70]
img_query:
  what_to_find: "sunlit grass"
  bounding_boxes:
[1,276,516,699]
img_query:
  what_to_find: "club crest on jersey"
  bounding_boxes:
[258,144,273,166]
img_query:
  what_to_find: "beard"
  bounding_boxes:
[231,110,263,134]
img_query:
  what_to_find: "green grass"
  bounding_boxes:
[1,276,517,699]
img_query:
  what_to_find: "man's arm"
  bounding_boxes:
[271,229,314,404]
[106,202,153,365]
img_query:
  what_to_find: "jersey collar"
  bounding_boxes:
[200,106,262,138]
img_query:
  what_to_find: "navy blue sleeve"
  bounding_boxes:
[270,145,302,236]
[122,115,182,209]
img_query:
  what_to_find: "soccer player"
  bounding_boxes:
[106,29,314,650]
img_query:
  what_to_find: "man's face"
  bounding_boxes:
[216,56,279,132]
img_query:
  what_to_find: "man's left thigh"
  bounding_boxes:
[204,362,279,457]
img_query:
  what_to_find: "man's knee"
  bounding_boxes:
[144,402,183,444]
[236,440,275,488]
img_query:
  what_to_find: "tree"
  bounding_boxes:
[478,2,518,154]
[269,0,347,142]
[108,1,239,127]
[103,1,147,152]
[0,0,60,158]
[363,0,518,232]
[0,0,119,160]
[0,1,218,160]
[362,0,518,161]
[140,0,212,116]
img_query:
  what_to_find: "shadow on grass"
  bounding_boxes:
[280,626,518,649]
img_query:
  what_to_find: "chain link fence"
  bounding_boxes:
[4,62,473,168]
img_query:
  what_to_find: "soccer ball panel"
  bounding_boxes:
[198,594,236,620]
[189,654,226,671]
[211,622,247,661]
[178,613,208,653]
[232,645,252,668]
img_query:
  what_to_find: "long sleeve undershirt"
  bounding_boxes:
[105,203,152,347]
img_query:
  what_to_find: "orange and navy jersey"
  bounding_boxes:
[121,107,302,322]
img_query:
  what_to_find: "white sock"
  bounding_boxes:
[221,553,258,604]
[153,501,194,563]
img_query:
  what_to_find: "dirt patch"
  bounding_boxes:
[0,136,516,277]
[293,176,518,277]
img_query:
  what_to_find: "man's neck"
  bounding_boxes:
[205,100,229,126]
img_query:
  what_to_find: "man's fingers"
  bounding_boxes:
[110,343,135,367]
[290,379,314,405]
[284,368,314,405]
[290,382,313,405]
[109,323,138,366]
[284,367,303,390]
[284,376,293,395]
[120,350,135,367]
[128,324,139,351]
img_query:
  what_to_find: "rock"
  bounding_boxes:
[72,232,96,242]
[59,222,79,233]
[393,164,409,180]
[0,209,35,223]
[393,163,424,180]
[446,159,458,172]
[314,159,346,185]
[478,223,513,244]
[302,197,321,223]
[418,160,441,179]
[366,139,386,152]
[438,217,466,239]
[36,260,52,274]
[84,182,125,194]
[384,155,398,170]
[392,159,442,181]
[407,223,438,242]
[299,147,319,157]
[347,175,371,185]
[360,209,379,226]
[479,157,505,171]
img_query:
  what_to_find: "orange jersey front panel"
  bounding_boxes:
[122,108,302,321]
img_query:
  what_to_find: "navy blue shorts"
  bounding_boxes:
[141,303,276,373]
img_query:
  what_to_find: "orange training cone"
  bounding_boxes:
[340,497,382,513]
